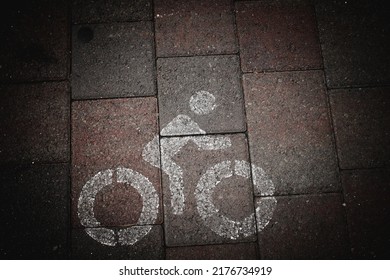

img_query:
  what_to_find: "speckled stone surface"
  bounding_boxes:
[166,242,258,260]
[0,163,69,259]
[155,0,237,56]
[236,0,322,72]
[162,134,256,246]
[257,194,350,259]
[72,0,152,24]
[72,22,155,99]
[72,225,164,259]
[342,169,390,259]
[330,87,390,169]
[0,0,68,81]
[244,71,339,195]
[157,55,245,136]
[315,0,390,88]
[71,98,161,228]
[0,82,70,164]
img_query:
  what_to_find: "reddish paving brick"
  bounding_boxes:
[315,0,390,88]
[158,55,245,136]
[257,194,350,259]
[71,98,162,228]
[0,163,69,259]
[244,71,339,195]
[72,0,152,24]
[72,22,155,99]
[0,82,70,164]
[0,0,68,81]
[236,0,322,72]
[155,0,237,57]
[162,134,256,246]
[341,169,390,259]
[72,225,164,259]
[330,88,390,169]
[166,242,258,260]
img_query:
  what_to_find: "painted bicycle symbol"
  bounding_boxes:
[78,91,277,246]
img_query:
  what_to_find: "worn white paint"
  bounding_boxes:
[85,228,117,246]
[78,167,159,246]
[161,136,231,215]
[78,169,113,228]
[189,90,216,115]
[195,160,256,240]
[161,114,205,136]
[142,135,160,168]
[118,226,153,246]
[195,160,277,239]
[255,197,277,231]
[252,165,275,196]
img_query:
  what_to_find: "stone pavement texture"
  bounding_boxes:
[1,0,389,260]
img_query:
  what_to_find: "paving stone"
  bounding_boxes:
[162,134,256,246]
[72,225,164,259]
[235,0,322,72]
[158,55,245,136]
[0,163,69,259]
[257,194,350,259]
[71,98,162,229]
[0,82,70,164]
[166,242,258,260]
[0,0,68,81]
[244,71,339,195]
[72,0,152,24]
[341,169,390,259]
[72,22,155,99]
[315,0,390,88]
[155,0,237,57]
[330,88,390,169]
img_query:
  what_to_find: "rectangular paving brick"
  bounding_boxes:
[315,0,390,88]
[236,0,322,72]
[341,169,390,259]
[0,0,68,81]
[162,134,256,246]
[330,88,390,169]
[155,0,237,57]
[71,98,162,229]
[72,0,152,24]
[158,55,245,136]
[0,163,69,259]
[72,22,155,99]
[72,225,164,259]
[166,242,258,260]
[0,82,70,164]
[244,71,339,195]
[257,194,350,259]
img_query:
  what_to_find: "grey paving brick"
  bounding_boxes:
[236,0,322,72]
[158,55,245,136]
[155,0,237,57]
[72,225,164,259]
[166,242,258,260]
[342,169,390,259]
[330,87,390,169]
[72,22,155,99]
[72,0,152,24]
[315,0,390,88]
[0,163,69,259]
[244,71,339,195]
[257,194,350,259]
[0,82,70,164]
[0,0,68,81]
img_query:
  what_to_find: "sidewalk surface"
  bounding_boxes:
[1,0,389,260]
